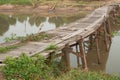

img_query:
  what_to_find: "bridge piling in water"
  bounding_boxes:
[78,39,88,70]
[95,31,101,64]
[0,3,120,70]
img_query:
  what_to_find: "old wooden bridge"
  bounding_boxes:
[0,4,119,69]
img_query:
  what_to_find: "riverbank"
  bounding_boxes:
[49,69,120,80]
[0,0,119,16]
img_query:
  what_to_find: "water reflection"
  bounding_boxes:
[86,40,109,72]
[0,13,83,43]
[67,21,120,74]
[106,36,120,74]
[105,20,120,74]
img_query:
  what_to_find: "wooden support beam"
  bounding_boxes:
[76,44,80,67]
[103,21,109,51]
[106,18,112,44]
[89,34,94,50]
[71,51,81,57]
[95,31,101,64]
[55,53,64,58]
[61,44,72,71]
[78,39,88,70]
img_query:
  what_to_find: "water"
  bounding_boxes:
[68,23,120,74]
[0,13,120,74]
[0,13,82,43]
[106,36,120,74]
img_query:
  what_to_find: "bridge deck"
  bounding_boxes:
[0,6,114,62]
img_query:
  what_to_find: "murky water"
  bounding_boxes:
[68,22,120,74]
[0,13,83,43]
[0,13,120,74]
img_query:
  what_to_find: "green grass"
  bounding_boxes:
[0,0,32,5]
[49,69,120,80]
[0,44,21,53]
[25,33,53,41]
[45,44,57,51]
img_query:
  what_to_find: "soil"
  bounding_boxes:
[0,0,119,16]
[0,71,4,80]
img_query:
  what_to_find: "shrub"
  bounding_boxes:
[2,54,51,80]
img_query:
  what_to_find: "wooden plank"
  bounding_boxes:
[0,5,117,63]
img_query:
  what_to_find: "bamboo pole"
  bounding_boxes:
[95,31,101,64]
[103,20,109,51]
[78,39,88,70]
[89,34,93,50]
[106,18,112,44]
[76,44,80,67]
[61,44,71,71]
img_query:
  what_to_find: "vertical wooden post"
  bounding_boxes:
[78,39,88,70]
[106,18,112,44]
[89,34,93,50]
[95,31,101,64]
[62,44,71,71]
[76,44,80,67]
[103,20,109,51]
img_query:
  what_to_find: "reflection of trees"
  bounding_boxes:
[15,14,28,23]
[8,17,16,25]
[49,17,64,27]
[29,16,46,27]
[0,13,83,36]
[86,37,109,72]
[48,15,81,27]
[0,15,9,36]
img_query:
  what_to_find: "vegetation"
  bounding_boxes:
[4,33,18,42]
[0,0,32,5]
[2,54,52,80]
[45,43,57,51]
[25,32,53,41]
[2,54,120,80]
[50,69,120,80]
[3,32,53,43]
[0,45,19,53]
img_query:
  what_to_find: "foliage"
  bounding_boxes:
[25,32,53,41]
[45,43,57,50]
[50,69,120,80]
[2,53,120,80]
[0,0,32,5]
[2,54,52,80]
[4,32,53,43]
[0,45,18,53]
[4,33,17,42]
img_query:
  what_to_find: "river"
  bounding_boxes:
[0,13,120,74]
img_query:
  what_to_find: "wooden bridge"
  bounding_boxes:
[0,4,119,69]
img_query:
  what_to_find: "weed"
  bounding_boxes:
[45,43,57,51]
[25,33,53,41]
[0,0,32,5]
[49,69,120,80]
[4,33,17,42]
[0,45,18,53]
[2,54,52,80]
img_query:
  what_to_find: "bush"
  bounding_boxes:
[2,54,51,80]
